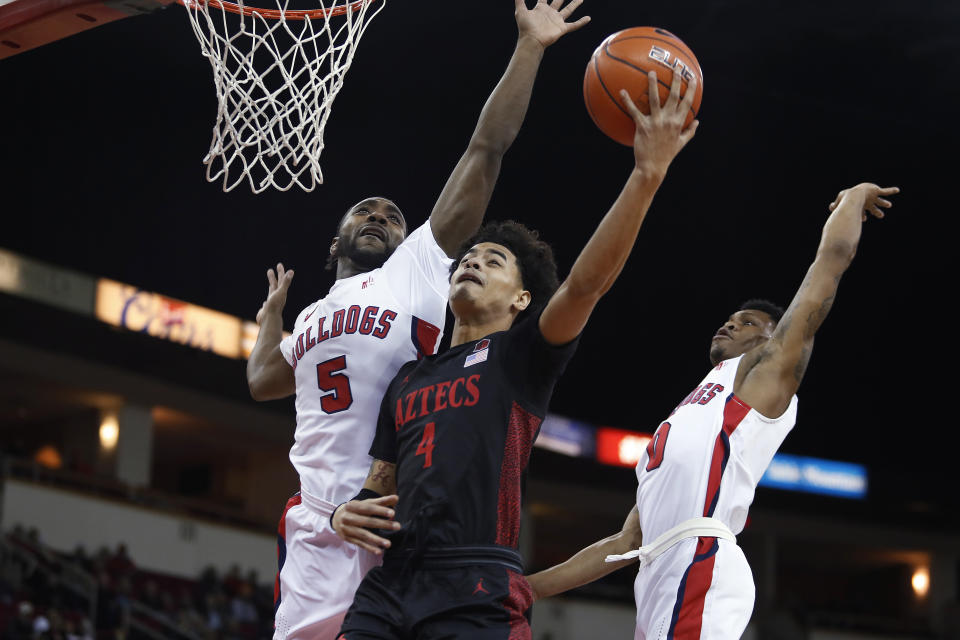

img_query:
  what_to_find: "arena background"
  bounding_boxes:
[1,0,957,638]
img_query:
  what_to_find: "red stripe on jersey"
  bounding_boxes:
[411,316,442,359]
[495,403,542,548]
[668,537,719,639]
[274,493,302,609]
[503,569,534,640]
[702,394,752,517]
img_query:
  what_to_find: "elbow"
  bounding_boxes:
[818,241,857,268]
[247,373,268,402]
[564,275,609,303]
[468,131,513,159]
[248,380,264,402]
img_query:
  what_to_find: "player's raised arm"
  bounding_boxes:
[539,71,698,345]
[247,263,296,401]
[331,459,400,555]
[429,0,590,256]
[735,183,899,417]
[526,506,642,600]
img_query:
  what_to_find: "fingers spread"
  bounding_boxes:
[647,71,662,114]
[620,90,644,122]
[679,119,699,147]
[679,73,698,113]
[664,66,683,110]
[558,0,583,17]
[565,15,591,31]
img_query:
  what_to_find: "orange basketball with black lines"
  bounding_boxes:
[584,27,704,146]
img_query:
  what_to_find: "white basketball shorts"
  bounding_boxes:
[633,536,754,640]
[273,492,381,640]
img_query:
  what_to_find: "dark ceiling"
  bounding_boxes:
[2,0,956,514]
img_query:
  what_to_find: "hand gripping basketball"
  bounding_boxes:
[620,70,699,176]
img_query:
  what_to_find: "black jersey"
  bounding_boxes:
[369,309,579,550]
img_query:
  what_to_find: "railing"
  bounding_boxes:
[1,455,274,533]
[0,535,98,625]
[129,600,204,640]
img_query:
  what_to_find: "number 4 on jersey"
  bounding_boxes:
[645,422,671,471]
[416,422,436,468]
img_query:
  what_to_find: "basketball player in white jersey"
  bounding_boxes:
[245,2,590,639]
[524,181,899,639]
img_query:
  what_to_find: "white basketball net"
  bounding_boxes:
[181,0,385,192]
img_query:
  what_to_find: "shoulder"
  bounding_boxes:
[292,299,324,328]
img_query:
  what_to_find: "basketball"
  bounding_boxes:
[583,27,704,146]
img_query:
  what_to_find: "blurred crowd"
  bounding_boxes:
[1,525,275,639]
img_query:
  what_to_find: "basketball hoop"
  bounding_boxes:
[179,0,385,192]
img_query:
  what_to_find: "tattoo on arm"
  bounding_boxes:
[804,293,836,341]
[794,343,813,382]
[370,461,394,492]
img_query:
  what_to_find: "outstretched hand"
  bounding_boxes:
[515,0,590,49]
[828,184,899,221]
[620,70,699,176]
[332,495,401,555]
[256,263,294,324]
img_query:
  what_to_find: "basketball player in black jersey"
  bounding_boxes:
[329,70,699,639]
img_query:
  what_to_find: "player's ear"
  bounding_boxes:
[329,237,339,257]
[513,290,531,313]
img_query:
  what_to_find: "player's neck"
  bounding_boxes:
[450,315,515,347]
[335,259,371,281]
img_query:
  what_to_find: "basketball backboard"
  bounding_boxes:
[0,0,174,60]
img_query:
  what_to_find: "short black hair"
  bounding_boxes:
[450,220,559,322]
[739,298,785,324]
[325,206,353,272]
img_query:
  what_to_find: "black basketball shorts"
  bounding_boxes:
[337,545,534,640]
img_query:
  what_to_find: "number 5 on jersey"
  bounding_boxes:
[316,356,353,414]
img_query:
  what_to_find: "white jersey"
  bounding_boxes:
[635,355,798,543]
[280,221,452,506]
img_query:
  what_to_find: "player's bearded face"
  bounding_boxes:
[449,243,529,321]
[334,199,407,270]
[709,309,776,365]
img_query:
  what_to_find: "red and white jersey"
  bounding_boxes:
[280,221,452,506]
[635,355,798,543]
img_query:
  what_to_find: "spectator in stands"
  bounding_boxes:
[105,544,134,578]
[2,600,35,639]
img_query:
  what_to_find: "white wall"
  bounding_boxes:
[531,597,637,640]
[1,478,276,584]
[810,633,926,640]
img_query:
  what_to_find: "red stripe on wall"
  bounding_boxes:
[495,403,541,548]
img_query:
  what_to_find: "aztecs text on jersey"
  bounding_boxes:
[279,222,452,507]
[370,310,579,550]
[635,355,798,542]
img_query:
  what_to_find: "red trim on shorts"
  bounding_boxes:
[274,493,303,610]
[504,570,533,640]
[495,403,541,547]
[702,395,751,517]
[668,537,719,639]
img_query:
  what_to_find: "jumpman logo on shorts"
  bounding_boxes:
[472,579,489,595]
